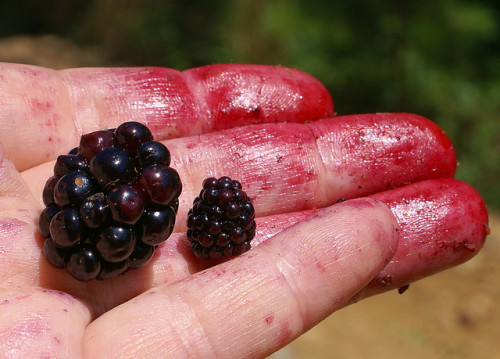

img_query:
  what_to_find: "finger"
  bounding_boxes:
[0,288,91,358]
[225,178,489,301]
[12,177,486,318]
[356,178,489,299]
[35,212,317,317]
[0,63,333,170]
[22,113,456,226]
[83,178,485,315]
[83,199,399,358]
[245,178,489,301]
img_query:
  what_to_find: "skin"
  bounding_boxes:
[0,63,489,358]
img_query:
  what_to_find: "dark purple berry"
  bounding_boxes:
[140,206,176,246]
[136,141,170,168]
[97,260,128,280]
[171,199,179,213]
[106,185,144,225]
[53,171,94,207]
[43,238,69,268]
[90,147,135,188]
[80,192,109,228]
[192,243,209,259]
[39,121,181,281]
[217,189,234,204]
[39,204,60,238]
[42,175,61,206]
[49,208,82,248]
[54,154,88,176]
[187,176,255,259]
[114,122,153,153]
[66,246,101,281]
[202,177,218,189]
[225,203,241,218]
[96,225,137,263]
[78,130,115,161]
[202,187,218,204]
[138,165,182,205]
[127,241,155,268]
[217,177,233,190]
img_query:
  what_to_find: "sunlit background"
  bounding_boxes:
[0,1,498,358]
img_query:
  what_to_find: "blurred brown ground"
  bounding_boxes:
[1,35,498,359]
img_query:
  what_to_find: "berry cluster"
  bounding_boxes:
[187,176,256,259]
[39,122,182,281]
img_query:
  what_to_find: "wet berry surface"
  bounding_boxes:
[39,121,182,281]
[187,176,256,259]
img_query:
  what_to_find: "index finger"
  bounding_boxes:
[0,63,333,171]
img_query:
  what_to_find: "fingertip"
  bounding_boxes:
[275,197,400,308]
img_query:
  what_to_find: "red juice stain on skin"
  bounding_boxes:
[40,289,78,306]
[227,123,320,204]
[0,219,26,254]
[183,64,334,131]
[366,178,488,293]
[124,67,202,138]
[484,224,491,236]
[278,321,293,347]
[311,114,457,197]
[376,274,392,287]
[265,314,274,325]
[0,315,51,345]
[30,99,53,114]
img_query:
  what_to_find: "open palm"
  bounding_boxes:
[0,63,488,358]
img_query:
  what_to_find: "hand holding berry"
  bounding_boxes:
[0,63,488,358]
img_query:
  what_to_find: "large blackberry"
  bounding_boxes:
[187,176,256,259]
[39,121,182,281]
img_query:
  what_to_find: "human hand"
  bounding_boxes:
[0,63,489,358]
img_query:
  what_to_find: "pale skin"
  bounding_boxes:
[0,64,486,358]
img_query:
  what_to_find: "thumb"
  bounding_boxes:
[84,198,399,359]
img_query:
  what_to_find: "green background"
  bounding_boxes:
[1,0,498,209]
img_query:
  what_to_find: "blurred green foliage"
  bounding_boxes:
[1,0,499,208]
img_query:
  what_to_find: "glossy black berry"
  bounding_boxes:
[54,154,88,176]
[90,147,135,188]
[49,208,82,247]
[106,185,144,225]
[114,121,153,153]
[138,165,182,205]
[140,206,176,246]
[53,171,94,207]
[96,225,137,263]
[78,130,115,161]
[66,246,101,281]
[38,204,60,238]
[136,141,171,168]
[39,121,182,281]
[42,176,61,206]
[97,260,128,280]
[43,238,69,268]
[127,241,155,269]
[187,176,256,259]
[80,192,109,228]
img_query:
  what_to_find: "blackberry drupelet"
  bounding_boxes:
[39,121,182,281]
[187,176,256,259]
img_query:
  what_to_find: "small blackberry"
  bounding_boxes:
[187,176,256,259]
[39,121,181,281]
